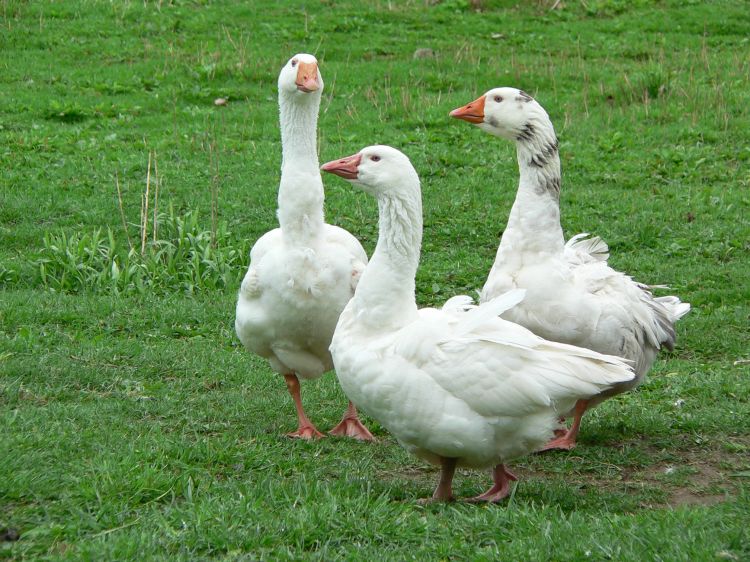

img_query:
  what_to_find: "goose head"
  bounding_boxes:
[450,87,550,142]
[278,53,323,97]
[321,145,419,198]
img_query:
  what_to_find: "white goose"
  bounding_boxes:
[321,145,634,502]
[235,54,373,441]
[450,87,690,450]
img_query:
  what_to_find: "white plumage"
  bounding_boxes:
[451,87,690,449]
[322,145,634,502]
[235,54,373,440]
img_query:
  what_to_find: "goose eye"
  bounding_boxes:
[370,155,381,162]
[291,59,298,67]
[494,95,503,103]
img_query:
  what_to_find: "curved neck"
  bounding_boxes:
[353,187,422,330]
[499,117,565,256]
[279,91,320,166]
[277,91,325,245]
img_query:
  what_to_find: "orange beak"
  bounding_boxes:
[449,95,486,124]
[321,153,362,180]
[295,61,320,92]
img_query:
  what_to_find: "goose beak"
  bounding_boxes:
[449,95,486,124]
[295,62,320,92]
[321,154,361,180]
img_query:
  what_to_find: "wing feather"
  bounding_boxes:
[391,293,634,420]
[564,232,610,265]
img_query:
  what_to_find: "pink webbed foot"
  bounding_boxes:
[286,424,325,440]
[538,432,578,451]
[538,399,589,452]
[328,418,375,441]
[470,465,518,503]
[328,401,375,441]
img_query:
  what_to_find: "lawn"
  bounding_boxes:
[1,0,749,559]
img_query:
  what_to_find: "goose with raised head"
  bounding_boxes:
[450,88,690,450]
[235,54,373,441]
[321,145,634,502]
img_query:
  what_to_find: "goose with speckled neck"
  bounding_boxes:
[451,87,690,450]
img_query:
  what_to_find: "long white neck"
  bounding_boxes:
[352,183,422,331]
[497,116,565,257]
[277,91,324,246]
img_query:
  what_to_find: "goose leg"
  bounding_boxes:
[283,374,324,439]
[328,401,375,441]
[471,464,517,503]
[538,399,589,451]
[419,456,457,503]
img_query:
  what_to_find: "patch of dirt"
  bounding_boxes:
[639,460,736,507]
[670,489,727,507]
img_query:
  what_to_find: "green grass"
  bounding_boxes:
[2,0,749,559]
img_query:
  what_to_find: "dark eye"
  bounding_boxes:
[371,155,380,162]
[494,95,503,103]
[291,59,298,67]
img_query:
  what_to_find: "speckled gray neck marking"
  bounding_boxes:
[538,175,561,198]
[528,138,559,168]
[516,90,533,103]
[517,122,535,142]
